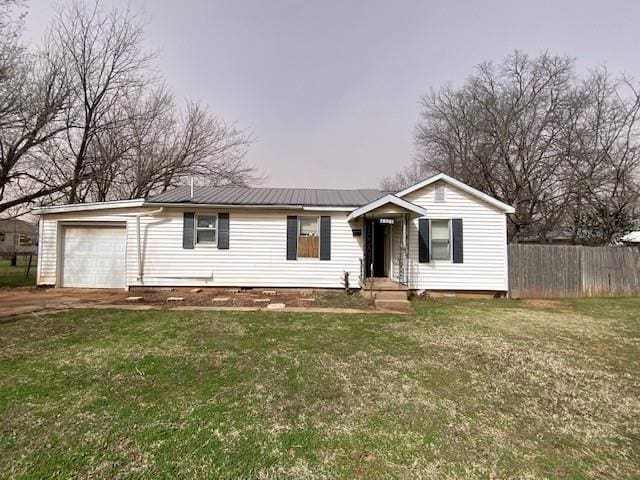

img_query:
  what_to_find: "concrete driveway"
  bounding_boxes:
[0,288,131,318]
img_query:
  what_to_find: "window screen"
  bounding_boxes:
[431,219,450,260]
[196,215,217,244]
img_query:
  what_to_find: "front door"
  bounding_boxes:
[364,219,387,278]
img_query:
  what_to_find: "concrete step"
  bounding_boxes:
[375,290,408,301]
[360,278,408,291]
[375,299,413,312]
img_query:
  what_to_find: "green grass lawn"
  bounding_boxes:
[0,257,36,288]
[0,298,638,479]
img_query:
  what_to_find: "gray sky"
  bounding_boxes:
[23,0,640,188]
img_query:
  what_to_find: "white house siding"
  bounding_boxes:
[38,207,363,289]
[37,217,60,284]
[403,181,509,292]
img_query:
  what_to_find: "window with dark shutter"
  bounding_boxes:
[286,216,298,260]
[218,213,229,249]
[452,218,463,263]
[319,216,331,260]
[418,218,429,263]
[183,212,195,249]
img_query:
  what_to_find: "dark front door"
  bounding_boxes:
[364,219,386,278]
[373,221,385,277]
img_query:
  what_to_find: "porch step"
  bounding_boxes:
[375,299,412,312]
[375,290,408,301]
[360,278,408,291]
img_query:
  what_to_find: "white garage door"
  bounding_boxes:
[62,226,126,288]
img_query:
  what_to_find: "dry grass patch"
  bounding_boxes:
[0,299,638,479]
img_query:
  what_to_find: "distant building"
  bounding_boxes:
[520,226,640,246]
[0,219,38,255]
[518,227,576,245]
[621,231,640,247]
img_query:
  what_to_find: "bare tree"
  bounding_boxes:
[0,0,257,214]
[84,86,254,201]
[561,71,640,244]
[0,2,72,216]
[48,0,155,203]
[390,51,640,244]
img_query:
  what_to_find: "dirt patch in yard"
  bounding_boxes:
[130,287,373,310]
[0,287,375,319]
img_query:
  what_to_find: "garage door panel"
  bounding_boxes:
[62,226,126,288]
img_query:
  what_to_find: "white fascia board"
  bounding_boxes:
[32,200,360,215]
[346,194,428,221]
[395,173,516,214]
[31,199,146,215]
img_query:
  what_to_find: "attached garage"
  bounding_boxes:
[60,225,127,288]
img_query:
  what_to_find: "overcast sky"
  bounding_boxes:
[22,0,640,189]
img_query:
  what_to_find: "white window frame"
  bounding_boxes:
[430,219,452,261]
[195,213,218,246]
[297,215,320,259]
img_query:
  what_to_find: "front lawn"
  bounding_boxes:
[0,298,638,478]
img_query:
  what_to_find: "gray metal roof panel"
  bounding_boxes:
[146,186,385,207]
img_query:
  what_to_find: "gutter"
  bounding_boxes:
[33,200,360,215]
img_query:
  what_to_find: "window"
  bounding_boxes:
[435,185,445,202]
[196,214,217,244]
[19,234,32,247]
[298,216,319,258]
[431,219,451,260]
[0,232,5,243]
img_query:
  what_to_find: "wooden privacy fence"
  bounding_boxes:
[508,244,640,298]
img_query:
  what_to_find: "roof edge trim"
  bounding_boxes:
[32,199,146,215]
[395,173,516,213]
[346,194,428,221]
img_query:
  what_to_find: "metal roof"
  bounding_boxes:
[0,218,37,234]
[146,186,385,207]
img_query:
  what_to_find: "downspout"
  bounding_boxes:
[134,208,164,283]
[112,207,164,284]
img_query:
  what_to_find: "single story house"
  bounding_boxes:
[32,173,515,293]
[0,218,38,255]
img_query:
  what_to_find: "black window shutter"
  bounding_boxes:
[319,216,331,260]
[418,218,430,263]
[452,218,463,263]
[218,213,229,249]
[183,212,195,249]
[286,216,298,260]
